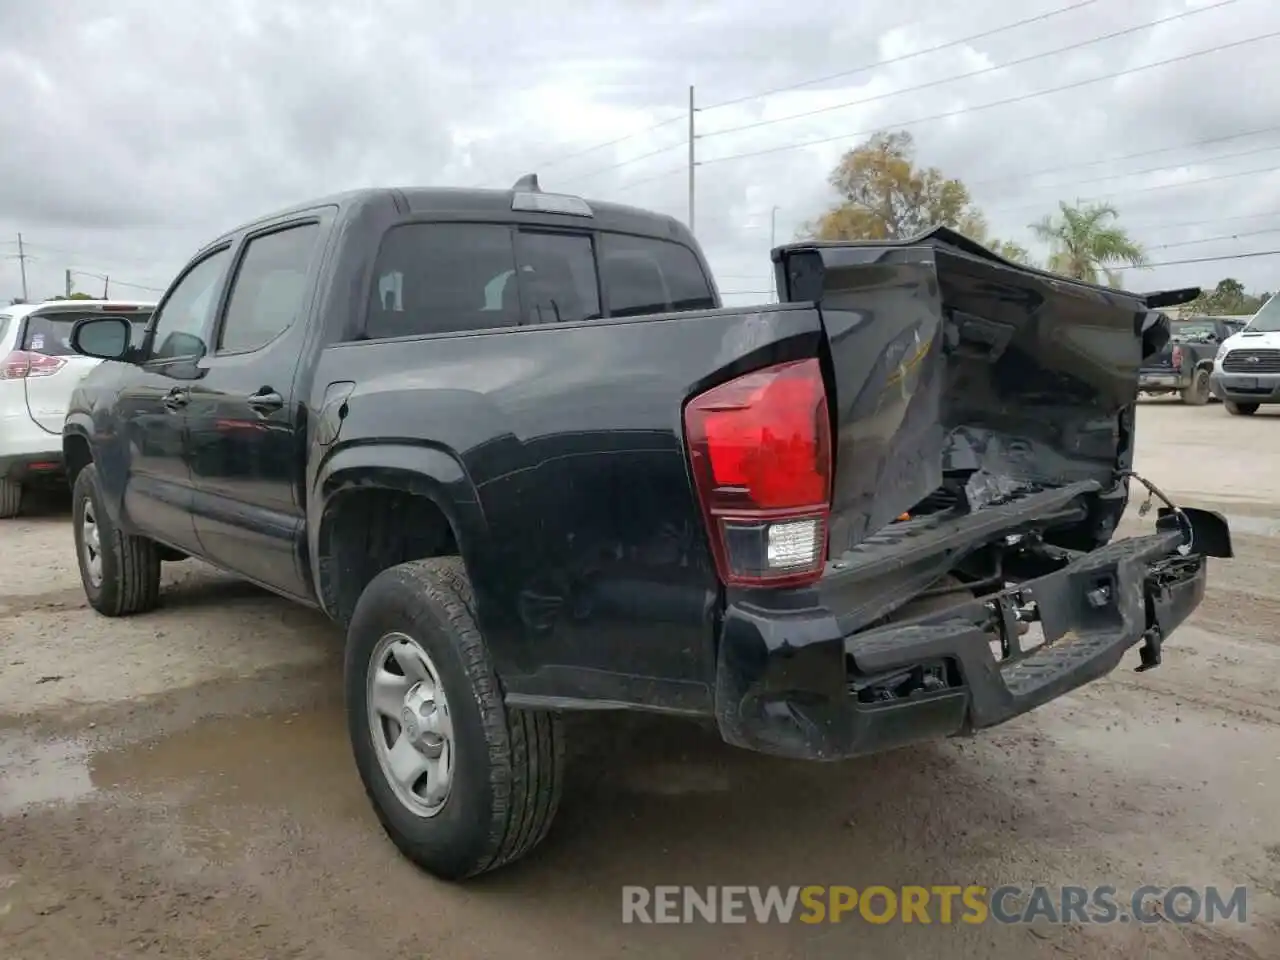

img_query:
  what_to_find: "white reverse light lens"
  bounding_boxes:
[767,518,820,569]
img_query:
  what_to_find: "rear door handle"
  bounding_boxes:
[163,387,189,411]
[247,389,284,414]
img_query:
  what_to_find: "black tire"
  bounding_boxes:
[345,557,565,880]
[1225,401,1260,416]
[72,463,162,616]
[1181,367,1211,406]
[0,478,21,518]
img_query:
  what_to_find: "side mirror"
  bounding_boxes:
[70,316,133,361]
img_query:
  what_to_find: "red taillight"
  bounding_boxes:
[1171,345,1183,370]
[0,350,67,380]
[684,357,832,588]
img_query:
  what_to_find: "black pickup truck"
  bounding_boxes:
[61,178,1232,881]
[1138,315,1246,404]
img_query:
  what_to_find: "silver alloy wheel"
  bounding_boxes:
[367,631,455,818]
[81,498,103,588]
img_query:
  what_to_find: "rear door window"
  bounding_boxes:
[369,223,521,339]
[218,223,320,353]
[22,310,154,356]
[598,233,715,317]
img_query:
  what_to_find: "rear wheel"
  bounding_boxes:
[1181,368,1211,406]
[0,478,21,518]
[345,557,565,880]
[1225,401,1260,416]
[72,463,162,616]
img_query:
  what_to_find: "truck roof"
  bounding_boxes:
[209,181,692,250]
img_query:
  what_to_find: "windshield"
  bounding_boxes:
[1247,294,1280,333]
[1171,319,1217,341]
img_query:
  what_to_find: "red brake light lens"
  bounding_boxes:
[0,350,67,380]
[684,358,832,588]
[1170,344,1183,369]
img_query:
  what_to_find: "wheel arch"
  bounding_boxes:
[312,443,491,628]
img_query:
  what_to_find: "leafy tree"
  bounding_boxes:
[1185,278,1268,316]
[991,239,1033,265]
[1029,200,1146,284]
[49,292,94,301]
[805,131,988,242]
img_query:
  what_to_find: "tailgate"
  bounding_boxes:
[775,227,1177,557]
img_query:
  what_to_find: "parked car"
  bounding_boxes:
[0,299,154,516]
[1212,294,1280,414]
[60,181,1231,881]
[1138,315,1244,404]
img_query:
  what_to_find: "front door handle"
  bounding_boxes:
[246,389,284,414]
[163,387,189,411]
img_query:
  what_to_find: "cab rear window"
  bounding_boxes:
[366,224,715,340]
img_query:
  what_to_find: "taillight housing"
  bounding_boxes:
[1170,344,1183,370]
[0,350,67,380]
[683,357,832,588]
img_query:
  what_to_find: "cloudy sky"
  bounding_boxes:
[1,0,1278,307]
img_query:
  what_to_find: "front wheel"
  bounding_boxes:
[345,557,565,880]
[72,463,161,615]
[1181,368,1211,406]
[1225,401,1260,416]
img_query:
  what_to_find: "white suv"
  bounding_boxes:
[0,299,155,517]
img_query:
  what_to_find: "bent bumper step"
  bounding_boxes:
[845,530,1202,731]
[716,528,1210,761]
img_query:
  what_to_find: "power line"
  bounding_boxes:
[617,99,1280,202]
[699,1,1234,141]
[1145,249,1280,269]
[696,30,1280,168]
[966,125,1280,188]
[1127,209,1280,231]
[696,0,1103,112]
[572,2,1247,185]
[488,112,688,187]
[988,160,1280,213]
[1150,227,1280,251]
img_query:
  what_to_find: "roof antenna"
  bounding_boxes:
[512,173,541,192]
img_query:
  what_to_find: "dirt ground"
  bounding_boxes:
[2,400,1280,959]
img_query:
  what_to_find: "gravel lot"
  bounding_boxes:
[2,401,1279,959]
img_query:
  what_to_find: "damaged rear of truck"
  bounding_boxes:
[707,227,1232,760]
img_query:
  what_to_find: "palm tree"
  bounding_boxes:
[1030,201,1147,285]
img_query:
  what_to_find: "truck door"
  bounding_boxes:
[185,216,329,600]
[118,248,232,554]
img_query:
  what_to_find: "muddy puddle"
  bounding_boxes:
[0,707,364,847]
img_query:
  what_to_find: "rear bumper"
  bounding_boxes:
[1210,370,1280,402]
[1138,370,1187,391]
[714,531,1210,761]
[0,413,64,482]
[0,452,65,483]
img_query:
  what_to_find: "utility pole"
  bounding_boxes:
[687,85,696,234]
[770,206,780,302]
[102,275,109,298]
[65,268,72,297]
[15,233,29,302]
